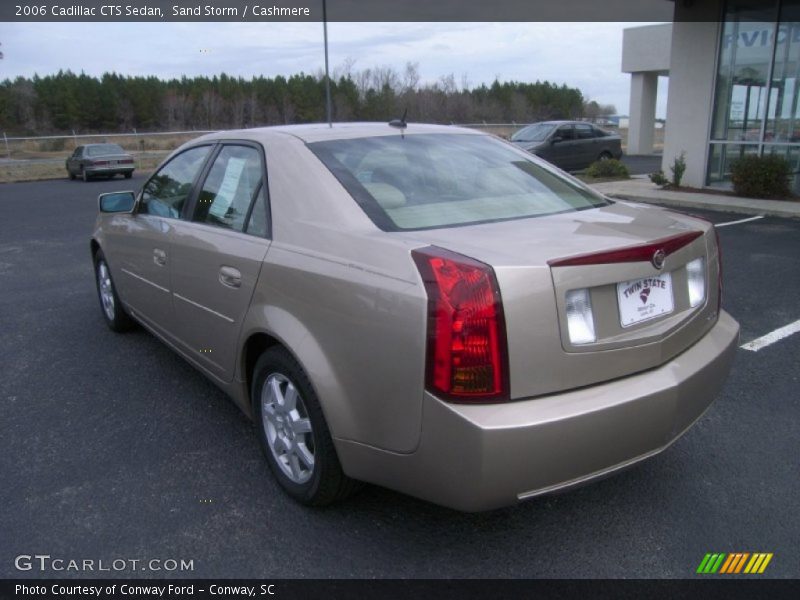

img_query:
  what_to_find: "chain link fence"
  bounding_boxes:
[0,124,660,183]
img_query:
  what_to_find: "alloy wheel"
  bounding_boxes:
[260,373,315,484]
[97,261,115,321]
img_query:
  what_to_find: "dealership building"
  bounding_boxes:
[624,0,800,192]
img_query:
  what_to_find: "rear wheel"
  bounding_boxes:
[124,172,133,179]
[94,250,134,332]
[252,347,359,506]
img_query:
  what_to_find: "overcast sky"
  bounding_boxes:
[0,21,669,119]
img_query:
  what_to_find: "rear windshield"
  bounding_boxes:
[87,144,125,156]
[308,133,610,231]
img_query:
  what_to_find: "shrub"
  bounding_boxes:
[670,151,687,187]
[649,170,668,186]
[730,154,792,199]
[585,158,630,179]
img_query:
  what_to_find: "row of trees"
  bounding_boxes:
[0,64,614,136]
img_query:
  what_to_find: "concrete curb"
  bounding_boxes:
[607,192,800,219]
[588,180,800,219]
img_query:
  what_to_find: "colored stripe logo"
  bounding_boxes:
[696,553,773,574]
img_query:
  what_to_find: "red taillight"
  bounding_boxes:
[120,158,134,164]
[412,246,509,403]
[92,160,108,166]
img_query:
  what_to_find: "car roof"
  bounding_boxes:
[192,122,484,144]
[532,121,599,126]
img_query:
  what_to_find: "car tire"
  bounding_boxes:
[93,250,134,332]
[68,171,76,180]
[598,151,613,161]
[252,347,360,506]
[82,168,90,182]
[124,172,133,179]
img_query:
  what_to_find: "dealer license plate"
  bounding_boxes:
[617,272,674,327]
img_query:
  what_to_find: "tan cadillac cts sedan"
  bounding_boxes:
[90,123,739,511]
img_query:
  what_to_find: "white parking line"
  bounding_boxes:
[716,215,764,228]
[740,318,800,352]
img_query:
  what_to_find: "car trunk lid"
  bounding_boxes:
[400,201,721,399]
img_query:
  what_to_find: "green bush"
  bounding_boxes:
[585,158,630,179]
[649,170,668,186]
[730,154,792,199]
[670,151,687,187]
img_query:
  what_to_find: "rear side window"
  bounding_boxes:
[556,125,575,140]
[308,133,609,231]
[194,145,264,233]
[245,185,269,238]
[140,146,211,219]
[575,124,594,139]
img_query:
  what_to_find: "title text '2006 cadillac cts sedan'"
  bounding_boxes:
[90,123,739,511]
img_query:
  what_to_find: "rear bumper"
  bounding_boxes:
[85,165,135,175]
[336,310,739,511]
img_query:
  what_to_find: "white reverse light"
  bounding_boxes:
[565,288,596,344]
[686,257,706,308]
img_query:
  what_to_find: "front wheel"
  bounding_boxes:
[252,347,359,506]
[94,250,134,332]
[124,172,133,179]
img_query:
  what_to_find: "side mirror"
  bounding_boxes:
[98,191,136,213]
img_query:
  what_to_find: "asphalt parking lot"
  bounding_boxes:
[1,175,798,579]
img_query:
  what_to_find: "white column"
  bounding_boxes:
[627,72,658,155]
[662,19,722,188]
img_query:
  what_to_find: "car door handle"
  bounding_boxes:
[153,248,167,266]
[219,266,242,288]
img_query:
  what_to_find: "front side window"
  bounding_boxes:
[140,145,212,219]
[511,123,555,142]
[194,145,264,233]
[308,133,609,231]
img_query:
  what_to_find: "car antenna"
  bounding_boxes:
[388,109,408,138]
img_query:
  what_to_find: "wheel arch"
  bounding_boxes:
[237,308,355,443]
[241,330,283,411]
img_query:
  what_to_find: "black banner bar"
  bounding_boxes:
[3,0,681,23]
[2,579,799,600]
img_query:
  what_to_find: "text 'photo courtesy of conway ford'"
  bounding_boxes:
[90,121,738,512]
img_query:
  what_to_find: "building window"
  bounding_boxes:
[708,0,800,191]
